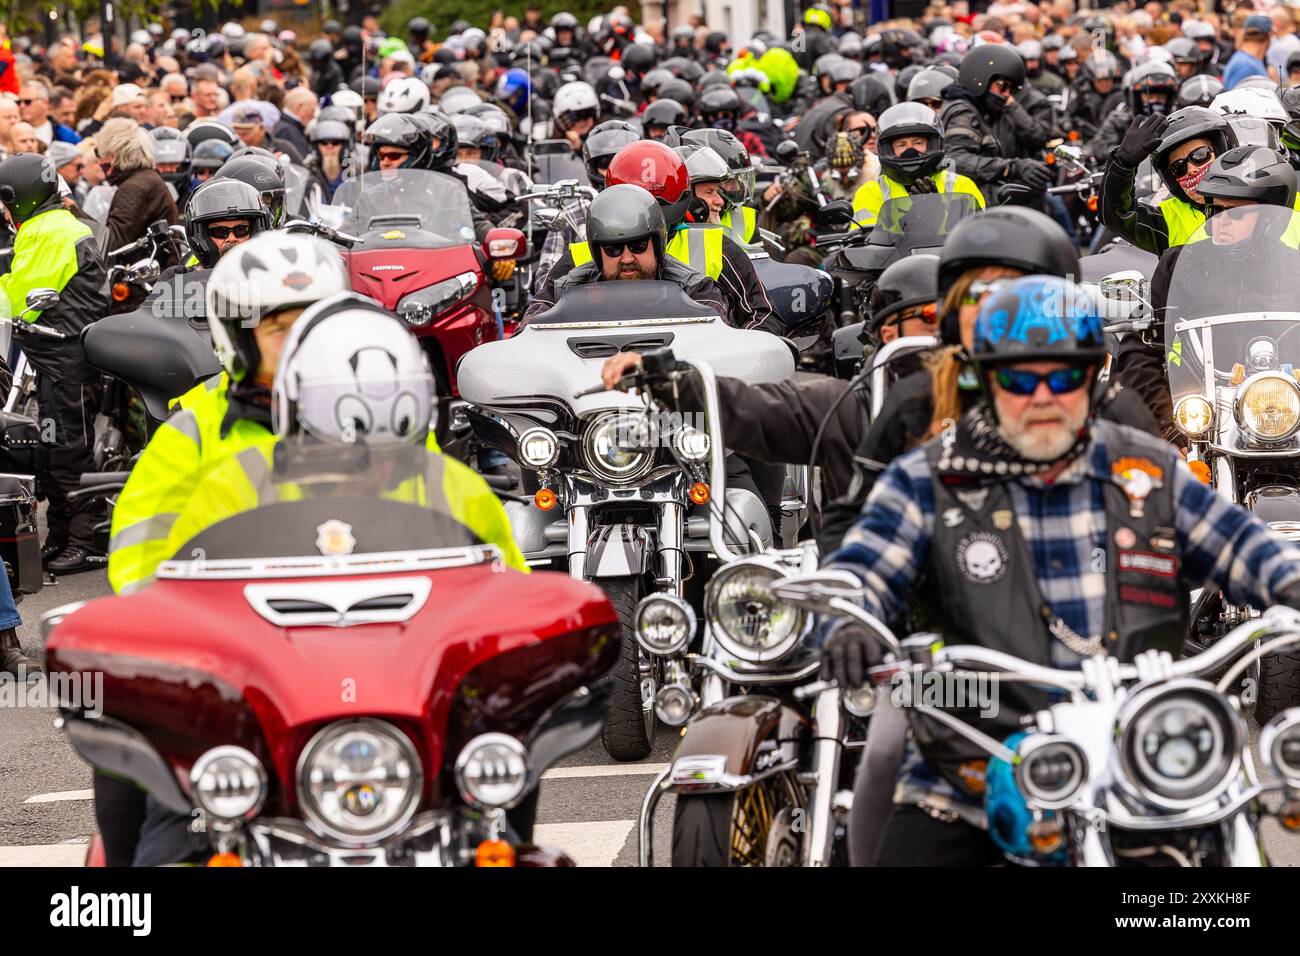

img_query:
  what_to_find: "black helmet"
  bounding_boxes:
[1126,60,1178,117]
[937,207,1079,345]
[876,102,945,184]
[642,68,675,98]
[1281,87,1300,150]
[350,76,383,99]
[0,154,57,222]
[1153,106,1237,203]
[192,138,235,173]
[868,253,939,340]
[621,43,657,80]
[643,98,689,134]
[657,78,696,109]
[699,85,742,128]
[323,19,342,35]
[309,38,332,64]
[553,12,579,31]
[363,113,433,170]
[465,102,512,161]
[310,119,354,164]
[411,109,458,170]
[409,17,431,38]
[682,127,755,206]
[1197,145,1298,210]
[1176,74,1224,109]
[879,27,925,70]
[662,56,705,84]
[894,63,925,103]
[908,67,955,105]
[184,178,271,268]
[213,155,287,227]
[151,127,192,185]
[1081,49,1121,83]
[705,31,728,56]
[958,45,1025,99]
[849,73,893,115]
[185,120,240,152]
[583,119,642,188]
[585,183,669,268]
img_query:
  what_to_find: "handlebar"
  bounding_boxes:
[281,219,359,246]
[3,318,68,340]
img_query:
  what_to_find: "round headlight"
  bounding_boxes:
[581,411,654,484]
[1116,682,1241,811]
[655,683,697,726]
[673,425,711,462]
[1260,709,1300,788]
[1235,372,1300,442]
[398,301,433,328]
[191,746,267,821]
[842,683,877,717]
[518,426,560,468]
[633,592,696,656]
[454,733,529,809]
[297,719,423,844]
[1173,394,1214,439]
[705,560,805,664]
[1014,735,1087,810]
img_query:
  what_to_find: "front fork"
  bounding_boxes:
[804,687,843,867]
[564,500,685,591]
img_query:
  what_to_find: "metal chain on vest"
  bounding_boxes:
[1047,615,1105,657]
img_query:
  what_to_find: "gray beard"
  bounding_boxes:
[996,402,1089,462]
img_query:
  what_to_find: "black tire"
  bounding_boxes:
[671,793,734,867]
[1256,647,1300,725]
[600,576,654,761]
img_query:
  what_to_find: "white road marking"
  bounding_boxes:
[541,762,667,780]
[532,819,635,867]
[0,840,87,867]
[24,789,94,804]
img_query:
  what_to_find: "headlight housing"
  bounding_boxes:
[454,732,529,809]
[1014,735,1087,810]
[705,559,806,664]
[297,719,423,844]
[673,424,711,462]
[634,592,696,656]
[1173,394,1214,439]
[1115,681,1241,811]
[1235,371,1300,443]
[581,410,655,484]
[396,271,479,327]
[518,426,560,468]
[1260,708,1300,789]
[191,746,267,821]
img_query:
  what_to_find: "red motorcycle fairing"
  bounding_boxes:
[343,244,497,395]
[46,565,619,815]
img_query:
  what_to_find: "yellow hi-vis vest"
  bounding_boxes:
[569,225,725,279]
[851,169,986,228]
[720,205,757,244]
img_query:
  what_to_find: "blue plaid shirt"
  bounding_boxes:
[825,426,1300,826]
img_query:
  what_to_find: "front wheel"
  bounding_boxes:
[670,774,803,867]
[1256,647,1300,725]
[600,576,655,761]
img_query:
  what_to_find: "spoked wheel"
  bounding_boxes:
[670,772,804,867]
[599,576,656,761]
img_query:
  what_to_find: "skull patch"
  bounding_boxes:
[956,532,1009,584]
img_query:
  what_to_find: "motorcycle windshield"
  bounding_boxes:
[865,193,980,255]
[527,279,721,325]
[1163,205,1300,408]
[282,162,311,219]
[330,169,478,245]
[167,440,490,567]
[530,140,591,185]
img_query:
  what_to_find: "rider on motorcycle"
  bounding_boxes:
[851,102,985,229]
[820,274,1300,866]
[680,127,761,245]
[0,153,109,575]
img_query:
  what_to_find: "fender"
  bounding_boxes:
[1247,485,1300,537]
[585,523,651,578]
[663,695,810,794]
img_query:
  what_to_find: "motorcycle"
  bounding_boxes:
[323,168,527,413]
[1151,205,1300,722]
[457,282,797,761]
[772,571,1300,867]
[43,440,621,867]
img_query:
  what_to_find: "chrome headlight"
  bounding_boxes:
[705,559,806,664]
[1260,709,1300,789]
[1235,371,1300,443]
[297,719,423,844]
[673,424,711,462]
[1115,681,1241,811]
[518,426,560,468]
[1014,735,1087,810]
[581,410,654,484]
[1173,394,1214,440]
[634,592,695,656]
[191,746,267,821]
[454,732,529,809]
[396,271,478,327]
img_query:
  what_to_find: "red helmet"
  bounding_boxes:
[604,139,691,225]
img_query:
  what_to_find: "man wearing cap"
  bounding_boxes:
[232,106,303,163]
[47,141,83,195]
[1223,16,1276,90]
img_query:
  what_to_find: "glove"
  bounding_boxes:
[1013,159,1053,191]
[906,175,938,195]
[1115,113,1168,169]
[820,623,883,689]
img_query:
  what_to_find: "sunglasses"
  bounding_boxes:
[599,237,651,258]
[994,365,1089,396]
[376,149,409,162]
[207,223,254,240]
[17,99,35,106]
[170,94,188,103]
[1168,145,1214,178]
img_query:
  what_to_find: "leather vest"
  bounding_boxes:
[910,419,1189,797]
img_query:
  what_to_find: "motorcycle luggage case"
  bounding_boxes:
[0,473,40,596]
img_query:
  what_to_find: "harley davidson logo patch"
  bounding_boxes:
[1118,550,1178,577]
[955,532,1009,585]
[316,519,356,556]
[282,271,312,291]
[1111,456,1163,483]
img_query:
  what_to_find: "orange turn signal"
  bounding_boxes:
[689,482,711,505]
[206,852,241,867]
[1281,801,1300,831]
[1044,151,1055,165]
[491,259,517,282]
[534,488,557,511]
[1028,819,1065,855]
[1068,129,1081,142]
[1230,363,1246,386]
[1188,459,1212,484]
[475,839,517,867]
[111,282,130,303]
[1087,195,1098,213]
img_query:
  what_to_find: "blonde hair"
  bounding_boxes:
[921,272,984,443]
[95,117,155,172]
